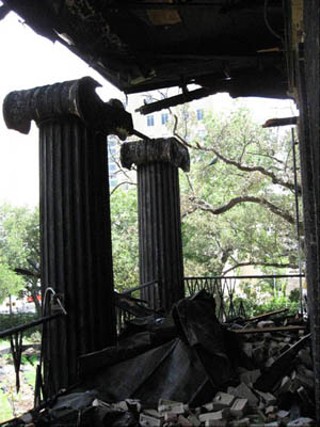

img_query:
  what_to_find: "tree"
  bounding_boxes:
[0,204,40,311]
[110,188,139,291]
[172,105,302,276]
[0,259,24,303]
[109,102,302,286]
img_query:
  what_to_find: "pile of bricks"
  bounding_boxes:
[100,322,315,426]
[91,392,315,426]
[5,300,316,426]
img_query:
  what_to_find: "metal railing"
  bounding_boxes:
[0,273,305,419]
[116,274,305,329]
[115,281,160,334]
[184,274,305,321]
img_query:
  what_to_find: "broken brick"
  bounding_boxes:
[177,414,193,426]
[158,399,186,415]
[229,418,251,427]
[228,382,258,405]
[199,410,228,423]
[255,390,277,405]
[213,391,236,409]
[240,369,261,386]
[187,414,201,426]
[139,413,163,427]
[230,398,248,418]
[287,417,315,426]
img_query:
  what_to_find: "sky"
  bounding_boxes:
[0,11,298,207]
[0,11,122,207]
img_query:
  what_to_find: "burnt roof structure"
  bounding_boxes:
[1,0,319,421]
[1,0,288,99]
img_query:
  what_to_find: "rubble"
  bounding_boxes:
[230,398,249,417]
[2,291,316,426]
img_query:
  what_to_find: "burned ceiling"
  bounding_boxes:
[1,0,289,100]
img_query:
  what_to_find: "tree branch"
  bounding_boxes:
[110,181,137,196]
[222,261,299,276]
[189,195,295,225]
[209,146,300,194]
[173,130,300,194]
[181,204,198,219]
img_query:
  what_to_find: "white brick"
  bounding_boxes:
[230,398,248,418]
[205,420,227,427]
[187,414,201,427]
[139,413,162,427]
[177,415,193,426]
[158,399,185,414]
[213,392,235,409]
[199,410,228,423]
[287,417,314,426]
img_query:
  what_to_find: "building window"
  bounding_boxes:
[196,109,204,121]
[182,110,189,121]
[198,128,206,139]
[108,135,118,156]
[147,115,155,127]
[109,163,117,173]
[109,178,118,189]
[161,113,169,125]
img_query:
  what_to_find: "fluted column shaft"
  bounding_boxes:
[121,138,190,312]
[3,77,133,396]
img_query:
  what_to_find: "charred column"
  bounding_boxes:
[296,1,320,420]
[3,77,133,396]
[121,138,189,312]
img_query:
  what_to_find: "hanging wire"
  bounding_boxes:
[263,0,283,41]
[34,286,67,406]
[291,128,304,316]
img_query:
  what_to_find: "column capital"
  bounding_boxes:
[3,77,132,139]
[120,137,190,172]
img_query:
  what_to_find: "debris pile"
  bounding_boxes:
[3,291,316,426]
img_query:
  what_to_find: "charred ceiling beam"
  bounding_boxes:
[101,2,226,9]
[0,3,10,20]
[2,0,287,95]
[137,68,289,114]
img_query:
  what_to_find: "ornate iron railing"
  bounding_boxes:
[117,274,304,329]
[184,274,305,321]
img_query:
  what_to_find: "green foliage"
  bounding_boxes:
[110,188,139,291]
[233,296,299,318]
[110,105,302,303]
[289,288,301,303]
[0,262,24,303]
[0,389,12,422]
[0,204,40,306]
[177,105,302,277]
[0,313,39,338]
[0,204,39,268]
[23,368,36,387]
